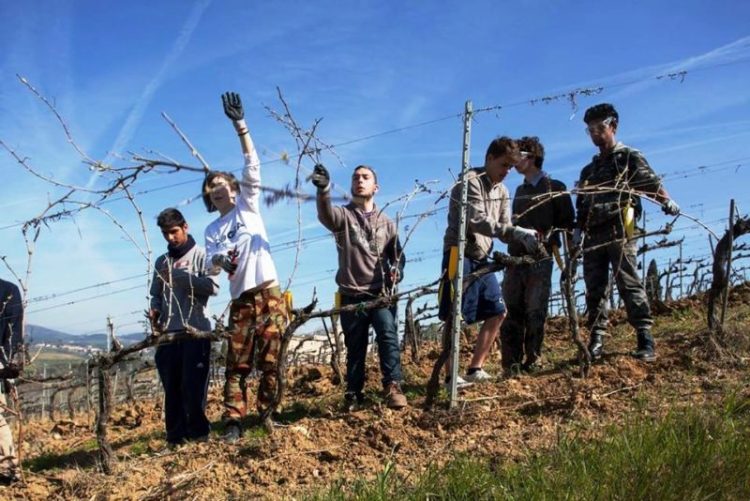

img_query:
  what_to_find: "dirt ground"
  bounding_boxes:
[3,287,750,500]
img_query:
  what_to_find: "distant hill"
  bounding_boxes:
[26,324,146,349]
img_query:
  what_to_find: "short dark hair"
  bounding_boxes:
[516,136,545,169]
[583,103,619,125]
[156,208,186,229]
[201,171,241,212]
[485,136,520,163]
[353,165,378,184]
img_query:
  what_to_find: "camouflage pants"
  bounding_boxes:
[583,231,652,335]
[0,390,18,479]
[223,286,289,422]
[500,259,553,369]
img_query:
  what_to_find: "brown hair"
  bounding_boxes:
[201,171,241,212]
[484,136,520,164]
[516,136,545,169]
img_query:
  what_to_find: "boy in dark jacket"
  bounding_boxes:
[149,208,219,446]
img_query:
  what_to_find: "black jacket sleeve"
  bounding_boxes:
[551,180,576,231]
[0,280,24,361]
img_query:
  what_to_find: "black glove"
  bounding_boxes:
[311,163,330,190]
[222,92,244,121]
[213,254,238,274]
[1,364,20,379]
[662,199,680,216]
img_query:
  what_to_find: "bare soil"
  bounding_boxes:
[4,286,749,500]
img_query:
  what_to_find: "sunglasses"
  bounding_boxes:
[585,116,615,135]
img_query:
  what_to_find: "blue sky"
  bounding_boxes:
[1,1,749,336]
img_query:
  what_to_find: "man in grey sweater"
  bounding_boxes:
[439,136,539,387]
[149,208,219,445]
[312,163,407,410]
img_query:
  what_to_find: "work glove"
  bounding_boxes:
[311,163,331,190]
[511,226,540,254]
[662,199,680,216]
[147,309,162,334]
[212,253,238,274]
[1,364,20,379]
[222,92,244,121]
[389,266,403,284]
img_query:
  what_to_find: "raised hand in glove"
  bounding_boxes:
[212,253,238,274]
[222,92,244,121]
[310,164,330,190]
[511,226,540,254]
[662,199,680,216]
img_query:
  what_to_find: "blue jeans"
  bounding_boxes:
[438,252,506,325]
[339,294,403,394]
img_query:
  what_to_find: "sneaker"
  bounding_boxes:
[522,360,541,374]
[189,434,210,443]
[444,375,474,392]
[222,423,242,443]
[0,470,21,486]
[344,391,365,412]
[464,368,494,383]
[383,382,408,409]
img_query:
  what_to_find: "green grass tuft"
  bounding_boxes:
[310,398,750,500]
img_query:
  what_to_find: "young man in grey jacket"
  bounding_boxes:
[149,208,219,445]
[311,163,407,410]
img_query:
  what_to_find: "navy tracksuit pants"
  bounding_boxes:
[155,338,211,444]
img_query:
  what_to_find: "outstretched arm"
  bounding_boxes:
[312,163,345,232]
[222,91,262,214]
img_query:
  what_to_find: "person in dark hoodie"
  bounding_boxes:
[149,208,219,446]
[500,136,575,375]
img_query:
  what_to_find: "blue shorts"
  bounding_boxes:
[438,252,506,325]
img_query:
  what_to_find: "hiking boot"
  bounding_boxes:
[464,368,494,383]
[588,331,604,360]
[444,375,474,392]
[632,330,656,362]
[344,391,365,411]
[383,382,408,409]
[222,422,242,443]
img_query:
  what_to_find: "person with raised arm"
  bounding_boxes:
[203,92,289,442]
[311,163,407,410]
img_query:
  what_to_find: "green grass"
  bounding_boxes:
[129,439,149,456]
[23,437,99,472]
[311,394,750,500]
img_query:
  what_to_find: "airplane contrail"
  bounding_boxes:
[87,0,213,190]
